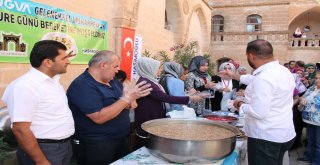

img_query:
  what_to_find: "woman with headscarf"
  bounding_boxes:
[159,62,192,112]
[296,72,320,164]
[292,67,307,95]
[292,27,302,46]
[134,57,203,149]
[237,66,248,75]
[293,27,302,38]
[185,56,215,115]
[304,63,317,88]
[212,62,240,111]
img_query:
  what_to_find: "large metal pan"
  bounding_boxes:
[141,118,240,163]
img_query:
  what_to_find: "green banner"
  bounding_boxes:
[0,0,108,64]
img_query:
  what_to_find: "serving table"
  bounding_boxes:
[111,135,247,165]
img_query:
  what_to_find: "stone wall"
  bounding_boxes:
[208,0,320,69]
[0,0,211,106]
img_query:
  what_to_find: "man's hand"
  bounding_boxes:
[135,81,152,98]
[299,97,307,106]
[130,100,138,109]
[233,100,244,110]
[121,81,152,103]
[12,122,51,165]
[218,70,240,81]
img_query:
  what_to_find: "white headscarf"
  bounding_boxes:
[294,27,302,35]
[219,62,236,73]
[137,57,161,83]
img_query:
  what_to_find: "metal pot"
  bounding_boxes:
[141,118,240,163]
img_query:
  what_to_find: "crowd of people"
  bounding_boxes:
[283,60,320,164]
[1,39,319,165]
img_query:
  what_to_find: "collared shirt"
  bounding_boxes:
[1,68,75,139]
[239,60,296,143]
[67,69,130,140]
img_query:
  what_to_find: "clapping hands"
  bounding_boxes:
[121,81,152,104]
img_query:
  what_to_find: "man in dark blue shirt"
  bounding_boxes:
[67,50,151,165]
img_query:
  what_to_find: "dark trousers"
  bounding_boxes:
[292,105,305,148]
[247,137,294,165]
[72,137,129,165]
[133,134,147,151]
[17,140,72,165]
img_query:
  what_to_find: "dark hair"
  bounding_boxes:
[216,57,232,68]
[238,84,247,90]
[115,70,127,83]
[246,39,273,58]
[30,40,67,68]
[296,60,305,68]
[216,57,232,72]
[289,60,296,65]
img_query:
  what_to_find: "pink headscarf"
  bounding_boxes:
[292,67,304,74]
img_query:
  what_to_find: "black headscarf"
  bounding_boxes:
[188,56,209,78]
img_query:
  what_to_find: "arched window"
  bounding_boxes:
[164,10,170,30]
[247,14,262,32]
[212,15,224,32]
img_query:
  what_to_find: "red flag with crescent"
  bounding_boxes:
[120,28,135,80]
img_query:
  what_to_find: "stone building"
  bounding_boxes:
[0,0,211,106]
[1,0,320,107]
[207,0,320,68]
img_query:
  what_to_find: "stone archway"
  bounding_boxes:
[1,34,26,52]
[165,0,184,43]
[185,5,210,55]
[288,6,320,36]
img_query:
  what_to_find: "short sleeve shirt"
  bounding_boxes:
[67,69,129,140]
[1,68,74,139]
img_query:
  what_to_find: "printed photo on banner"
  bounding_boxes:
[0,0,108,64]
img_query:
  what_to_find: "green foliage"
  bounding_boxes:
[203,53,216,75]
[142,49,158,60]
[158,50,171,63]
[141,42,215,76]
[171,41,197,68]
[142,49,152,57]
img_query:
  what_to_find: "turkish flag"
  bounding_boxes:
[120,28,135,80]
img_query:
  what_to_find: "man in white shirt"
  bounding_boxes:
[1,40,75,165]
[221,39,296,165]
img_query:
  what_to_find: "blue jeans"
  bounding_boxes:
[247,137,294,165]
[305,124,320,165]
